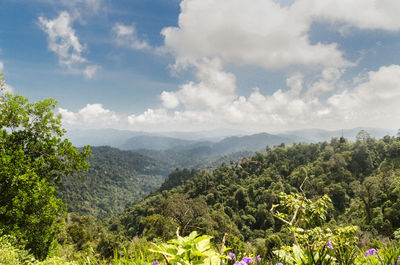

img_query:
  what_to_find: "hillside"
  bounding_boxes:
[121,135,400,246]
[57,146,171,218]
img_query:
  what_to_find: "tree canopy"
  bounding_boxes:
[0,74,91,259]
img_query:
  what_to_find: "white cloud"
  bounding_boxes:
[161,59,237,111]
[59,64,400,131]
[112,23,151,51]
[160,91,179,109]
[162,0,400,71]
[327,65,400,127]
[161,0,352,70]
[128,108,169,125]
[59,104,119,128]
[306,67,344,97]
[38,11,86,67]
[124,64,400,131]
[38,11,100,78]
[59,0,400,131]
[286,73,303,91]
[0,61,4,72]
[83,64,101,79]
[310,0,400,32]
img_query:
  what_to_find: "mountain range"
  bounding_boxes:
[66,127,396,151]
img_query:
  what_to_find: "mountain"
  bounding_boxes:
[65,128,247,148]
[124,132,297,154]
[64,129,144,148]
[57,146,171,218]
[212,132,294,153]
[66,127,396,150]
[120,135,206,151]
[122,133,296,169]
[284,127,396,142]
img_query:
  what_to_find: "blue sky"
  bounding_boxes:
[1,0,400,132]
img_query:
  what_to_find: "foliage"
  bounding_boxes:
[0,75,91,259]
[271,192,358,265]
[58,146,168,218]
[122,135,400,247]
[150,231,226,265]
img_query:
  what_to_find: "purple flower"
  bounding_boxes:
[365,248,377,257]
[276,263,283,265]
[257,255,261,261]
[229,252,236,260]
[153,262,159,265]
[242,257,253,264]
[326,239,334,250]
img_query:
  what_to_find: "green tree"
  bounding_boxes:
[0,74,91,259]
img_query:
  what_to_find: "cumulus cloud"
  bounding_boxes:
[327,65,400,127]
[161,0,351,70]
[305,68,344,97]
[162,0,400,71]
[125,63,400,131]
[59,64,400,131]
[112,23,151,51]
[128,108,169,125]
[38,12,86,67]
[59,0,400,131]
[59,104,119,128]
[38,11,100,78]
[161,59,237,111]
[310,0,400,31]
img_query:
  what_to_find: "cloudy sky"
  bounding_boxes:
[1,0,400,132]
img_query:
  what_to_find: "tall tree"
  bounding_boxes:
[0,74,91,259]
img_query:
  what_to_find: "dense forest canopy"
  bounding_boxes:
[58,146,169,217]
[122,134,400,253]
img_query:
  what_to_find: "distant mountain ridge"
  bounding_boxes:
[66,127,396,150]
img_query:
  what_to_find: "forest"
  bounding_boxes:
[1,75,400,264]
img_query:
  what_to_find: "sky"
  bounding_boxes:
[1,0,400,133]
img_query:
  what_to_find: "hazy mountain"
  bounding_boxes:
[66,127,396,153]
[126,132,297,154]
[213,132,294,153]
[126,133,296,169]
[120,135,206,151]
[65,129,143,148]
[284,127,396,142]
[65,128,247,148]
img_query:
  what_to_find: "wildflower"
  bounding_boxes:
[229,252,236,260]
[153,262,159,265]
[242,257,253,264]
[326,239,334,250]
[276,263,283,265]
[257,255,261,261]
[365,248,377,257]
